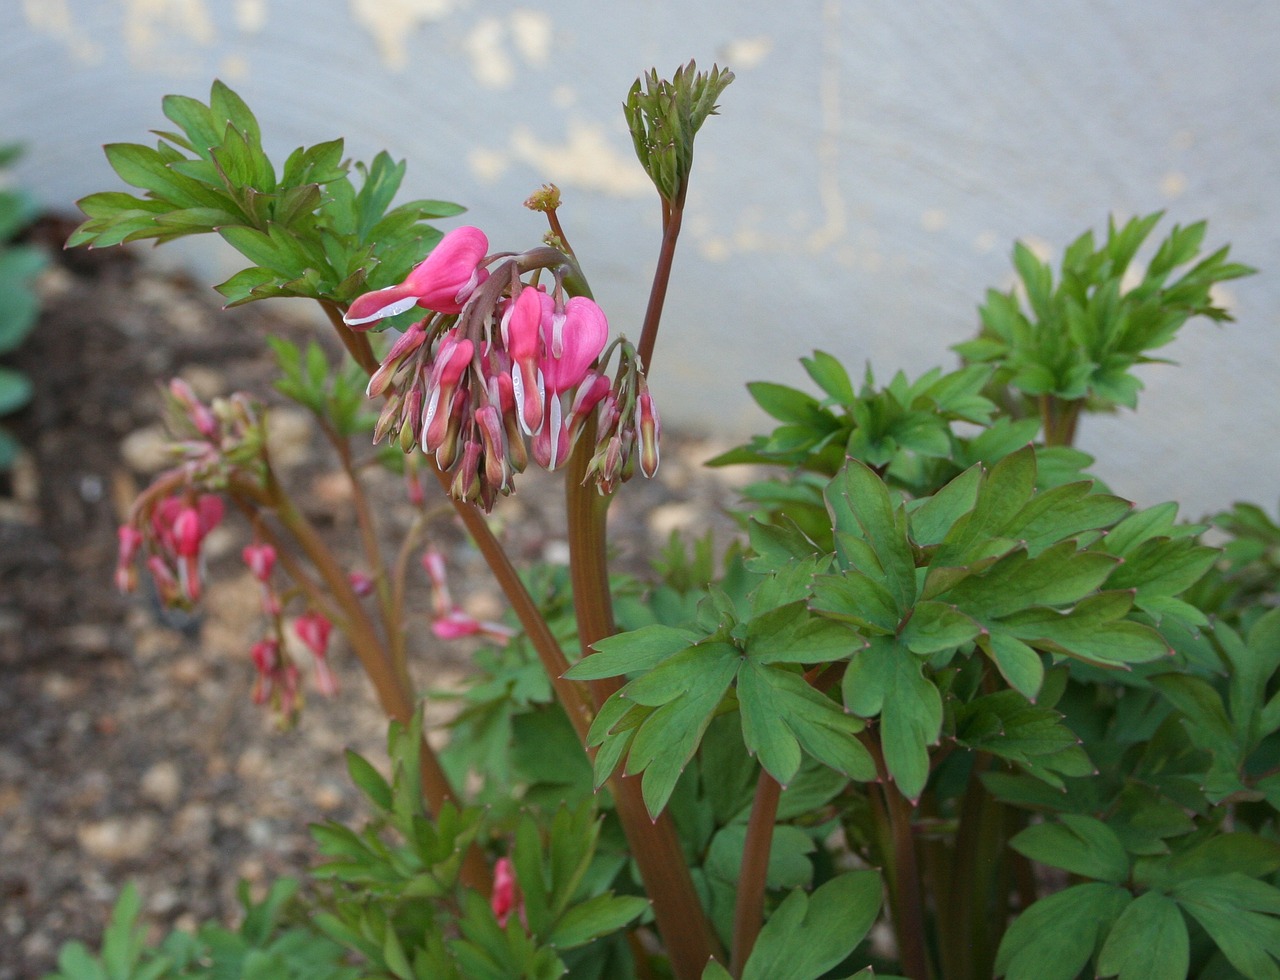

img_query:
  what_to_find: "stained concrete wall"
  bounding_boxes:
[3,0,1279,517]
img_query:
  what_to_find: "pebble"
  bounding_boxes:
[55,623,114,656]
[179,365,225,400]
[139,761,182,809]
[311,782,345,812]
[648,500,702,538]
[265,407,314,468]
[119,424,173,473]
[172,802,214,847]
[77,815,161,861]
[236,746,269,781]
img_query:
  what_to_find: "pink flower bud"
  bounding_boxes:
[251,637,280,675]
[311,653,340,697]
[242,542,276,582]
[431,609,483,639]
[172,506,202,558]
[294,611,332,658]
[636,387,661,478]
[348,571,375,597]
[492,857,517,927]
[450,440,483,501]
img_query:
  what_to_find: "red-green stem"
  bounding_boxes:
[637,183,688,371]
[322,301,597,740]
[564,426,726,978]
[1038,394,1083,448]
[730,769,782,976]
[861,732,932,980]
[322,300,381,375]
[325,421,407,677]
[557,183,726,976]
[226,472,491,894]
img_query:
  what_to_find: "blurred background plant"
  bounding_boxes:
[0,142,46,471]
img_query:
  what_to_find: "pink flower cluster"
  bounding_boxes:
[115,493,223,606]
[114,379,267,609]
[347,227,660,509]
[242,542,340,716]
[421,548,515,643]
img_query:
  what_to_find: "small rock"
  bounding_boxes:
[56,623,114,656]
[78,815,161,861]
[311,782,345,812]
[40,673,82,702]
[266,407,314,468]
[120,424,173,473]
[172,802,214,847]
[309,470,354,511]
[140,761,182,809]
[648,501,701,539]
[168,655,208,687]
[179,365,225,400]
[236,746,269,781]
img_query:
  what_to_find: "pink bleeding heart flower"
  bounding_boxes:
[242,542,277,582]
[504,288,546,434]
[294,610,332,658]
[540,296,608,394]
[343,227,490,327]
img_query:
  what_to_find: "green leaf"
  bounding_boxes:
[810,570,900,634]
[983,631,1045,701]
[738,661,873,785]
[622,642,740,817]
[745,602,859,665]
[345,750,392,813]
[747,380,830,426]
[801,349,855,403]
[843,638,941,801]
[0,367,33,415]
[741,871,883,980]
[566,625,700,680]
[995,882,1132,979]
[899,600,983,655]
[1173,874,1280,980]
[547,894,649,950]
[825,460,916,607]
[908,464,983,545]
[1011,814,1129,883]
[1001,593,1171,665]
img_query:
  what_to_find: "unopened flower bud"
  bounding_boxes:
[294,610,332,658]
[450,440,483,502]
[172,506,202,558]
[242,542,276,582]
[636,387,661,478]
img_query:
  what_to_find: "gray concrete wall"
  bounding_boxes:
[4,0,1279,517]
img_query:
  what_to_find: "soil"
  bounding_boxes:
[0,221,746,979]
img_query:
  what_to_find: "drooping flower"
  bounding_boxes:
[294,610,333,658]
[140,493,224,604]
[491,857,518,927]
[294,611,339,698]
[344,226,490,328]
[242,542,276,582]
[540,295,609,394]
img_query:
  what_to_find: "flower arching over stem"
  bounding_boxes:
[343,226,491,327]
[350,228,661,508]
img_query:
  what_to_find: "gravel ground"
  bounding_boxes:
[0,232,749,978]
